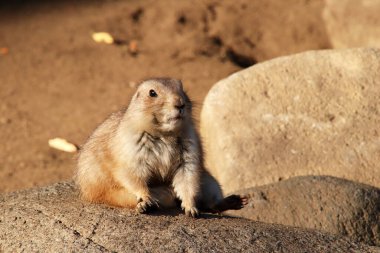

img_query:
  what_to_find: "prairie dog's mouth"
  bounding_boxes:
[152,113,183,132]
[152,114,182,125]
[167,115,182,122]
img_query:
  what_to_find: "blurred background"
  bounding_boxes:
[0,0,379,192]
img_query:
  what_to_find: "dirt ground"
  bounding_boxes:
[0,0,330,192]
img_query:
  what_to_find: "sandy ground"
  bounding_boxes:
[0,0,329,192]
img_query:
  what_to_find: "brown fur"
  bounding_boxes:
[75,78,247,217]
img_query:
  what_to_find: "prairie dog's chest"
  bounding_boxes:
[135,132,183,182]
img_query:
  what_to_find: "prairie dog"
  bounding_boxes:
[76,78,247,217]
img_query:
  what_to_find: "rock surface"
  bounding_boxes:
[200,48,380,193]
[323,0,380,48]
[0,182,377,252]
[228,176,380,246]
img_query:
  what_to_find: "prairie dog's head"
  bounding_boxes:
[127,78,192,134]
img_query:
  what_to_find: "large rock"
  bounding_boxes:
[0,182,376,252]
[200,48,380,193]
[323,0,380,48]
[228,176,380,246]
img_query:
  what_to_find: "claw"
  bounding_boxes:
[240,195,249,206]
[136,196,159,214]
[185,207,199,218]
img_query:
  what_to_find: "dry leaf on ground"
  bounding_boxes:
[92,32,114,44]
[48,138,78,153]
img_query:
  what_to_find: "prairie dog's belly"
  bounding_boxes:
[134,132,183,185]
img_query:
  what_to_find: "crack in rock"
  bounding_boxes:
[22,204,112,252]
[84,212,105,250]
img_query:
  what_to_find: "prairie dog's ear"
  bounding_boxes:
[176,79,183,90]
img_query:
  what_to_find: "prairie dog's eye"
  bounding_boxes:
[149,89,157,97]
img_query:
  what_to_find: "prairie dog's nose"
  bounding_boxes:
[174,98,185,114]
[175,104,185,115]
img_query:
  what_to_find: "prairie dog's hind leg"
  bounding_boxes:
[97,186,177,212]
[102,187,139,208]
[79,184,138,208]
[198,171,248,213]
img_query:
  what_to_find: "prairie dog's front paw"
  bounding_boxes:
[183,206,199,218]
[136,196,159,214]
